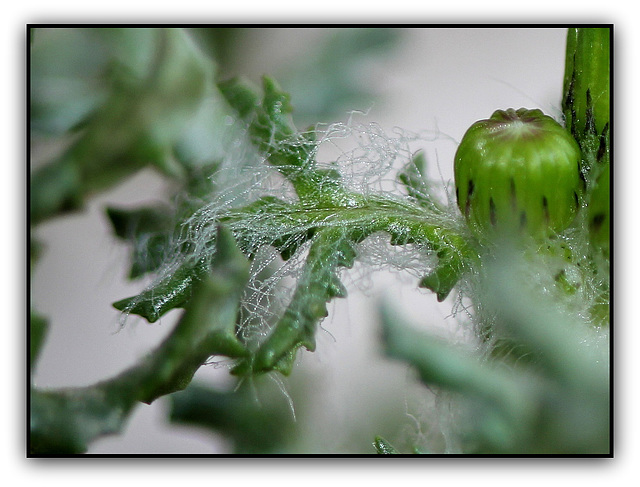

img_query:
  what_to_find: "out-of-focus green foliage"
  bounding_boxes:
[186,27,248,74]
[381,249,610,454]
[30,227,250,454]
[30,28,214,224]
[276,28,399,125]
[169,381,297,454]
[188,28,400,126]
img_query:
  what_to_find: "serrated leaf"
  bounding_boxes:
[233,228,355,376]
[113,258,209,322]
[222,194,474,362]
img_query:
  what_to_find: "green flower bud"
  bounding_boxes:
[454,108,582,239]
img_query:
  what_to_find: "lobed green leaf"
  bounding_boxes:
[115,67,476,378]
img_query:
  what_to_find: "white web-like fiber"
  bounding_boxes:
[164,113,465,346]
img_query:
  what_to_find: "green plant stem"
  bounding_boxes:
[562,26,611,289]
[563,27,611,144]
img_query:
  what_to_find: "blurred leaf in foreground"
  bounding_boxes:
[380,248,610,454]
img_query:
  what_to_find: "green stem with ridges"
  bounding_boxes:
[563,27,611,145]
[563,27,611,270]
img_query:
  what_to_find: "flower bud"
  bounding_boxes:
[454,108,582,238]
